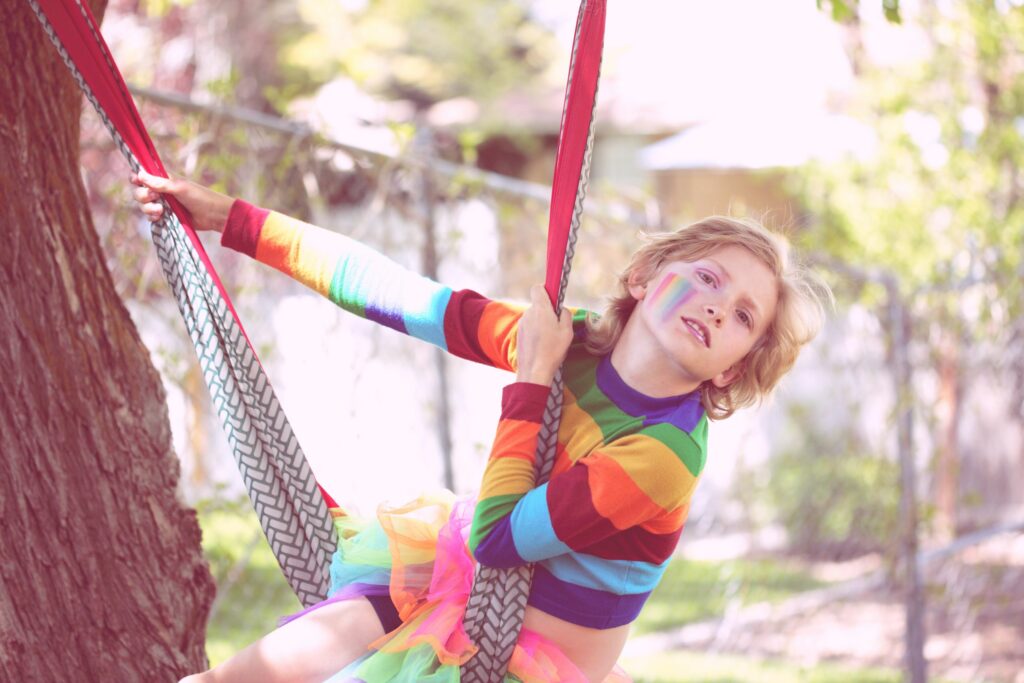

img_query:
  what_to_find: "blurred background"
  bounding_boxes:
[82,0,1023,681]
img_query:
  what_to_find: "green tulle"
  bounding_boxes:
[327,641,525,683]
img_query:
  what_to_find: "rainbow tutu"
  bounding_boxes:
[282,491,631,682]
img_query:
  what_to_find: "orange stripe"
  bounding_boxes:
[490,418,541,463]
[253,213,298,276]
[600,434,698,509]
[476,302,524,371]
[550,443,574,477]
[584,455,664,529]
[256,212,345,297]
[641,503,689,534]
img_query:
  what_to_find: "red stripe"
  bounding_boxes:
[545,0,606,306]
[442,290,489,362]
[546,465,619,549]
[576,525,682,564]
[221,200,268,257]
[500,383,551,423]
[318,485,339,509]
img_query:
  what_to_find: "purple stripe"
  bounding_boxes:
[596,355,704,432]
[364,306,408,335]
[641,397,705,434]
[473,516,527,568]
[527,565,649,628]
[277,582,390,627]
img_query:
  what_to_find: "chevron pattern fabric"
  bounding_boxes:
[29,0,616,673]
[460,564,533,683]
[27,0,337,607]
[461,0,605,678]
[152,216,336,607]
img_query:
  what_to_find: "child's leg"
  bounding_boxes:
[180,597,386,683]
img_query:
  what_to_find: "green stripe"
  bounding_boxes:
[642,422,706,476]
[468,493,521,553]
[562,348,708,475]
[563,352,642,441]
[328,254,368,317]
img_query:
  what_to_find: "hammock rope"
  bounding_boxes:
[27,0,337,609]
[460,2,605,680]
[29,0,606,676]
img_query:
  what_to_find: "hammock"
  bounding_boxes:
[28,0,605,679]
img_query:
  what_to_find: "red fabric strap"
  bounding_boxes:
[33,0,244,330]
[32,0,339,507]
[544,0,607,306]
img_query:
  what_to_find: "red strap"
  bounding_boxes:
[41,0,602,313]
[34,0,338,498]
[318,484,339,510]
[544,0,606,307]
[34,0,246,335]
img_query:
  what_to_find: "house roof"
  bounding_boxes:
[296,1,863,146]
[639,111,877,170]
[509,0,856,134]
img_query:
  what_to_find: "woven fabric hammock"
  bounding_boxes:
[28,0,605,678]
[27,0,338,610]
[460,1,605,680]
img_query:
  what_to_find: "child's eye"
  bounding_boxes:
[738,310,752,328]
[697,271,716,286]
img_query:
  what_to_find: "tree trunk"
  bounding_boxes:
[0,2,215,680]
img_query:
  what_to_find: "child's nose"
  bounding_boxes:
[704,304,723,324]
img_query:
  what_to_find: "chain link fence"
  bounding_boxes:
[82,90,1024,683]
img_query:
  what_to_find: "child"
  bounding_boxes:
[132,170,829,682]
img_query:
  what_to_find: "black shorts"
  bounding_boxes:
[365,593,402,633]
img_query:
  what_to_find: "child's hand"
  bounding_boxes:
[129,170,234,233]
[515,285,574,387]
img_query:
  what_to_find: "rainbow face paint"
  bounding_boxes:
[649,272,695,321]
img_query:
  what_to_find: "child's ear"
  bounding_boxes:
[711,362,744,389]
[627,273,647,301]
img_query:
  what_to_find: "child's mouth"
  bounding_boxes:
[682,317,709,347]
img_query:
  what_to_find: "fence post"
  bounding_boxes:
[414,124,456,492]
[885,276,928,683]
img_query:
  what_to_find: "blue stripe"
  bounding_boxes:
[510,485,572,561]
[542,553,669,594]
[403,284,452,350]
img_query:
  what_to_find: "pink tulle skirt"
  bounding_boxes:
[283,491,632,682]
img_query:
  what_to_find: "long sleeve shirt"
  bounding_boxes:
[221,200,709,629]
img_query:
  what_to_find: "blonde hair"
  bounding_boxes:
[585,216,831,420]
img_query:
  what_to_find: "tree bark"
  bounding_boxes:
[0,1,215,680]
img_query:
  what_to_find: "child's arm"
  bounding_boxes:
[221,201,531,368]
[469,395,701,567]
[468,286,703,566]
[131,171,529,370]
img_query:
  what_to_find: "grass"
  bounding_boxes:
[633,556,825,635]
[622,650,911,683]
[622,650,975,683]
[198,499,300,666]
[195,500,922,682]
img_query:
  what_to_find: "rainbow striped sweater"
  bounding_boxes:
[221,201,709,629]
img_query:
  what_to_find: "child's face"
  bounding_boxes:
[630,244,779,390]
